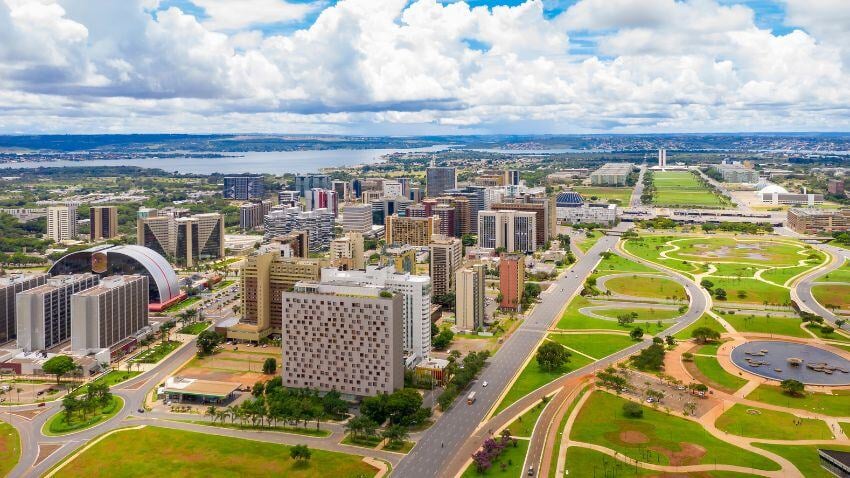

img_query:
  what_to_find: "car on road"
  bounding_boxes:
[482,381,488,387]
[137,408,145,413]
[528,466,535,476]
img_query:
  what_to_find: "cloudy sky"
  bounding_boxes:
[0,0,848,134]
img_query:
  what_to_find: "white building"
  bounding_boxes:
[658,149,667,168]
[383,181,404,198]
[263,207,334,251]
[478,210,537,253]
[341,204,372,233]
[71,275,149,353]
[46,205,78,242]
[557,204,618,225]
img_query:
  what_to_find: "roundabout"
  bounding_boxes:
[730,340,850,386]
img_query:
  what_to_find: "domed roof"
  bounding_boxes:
[757,183,788,195]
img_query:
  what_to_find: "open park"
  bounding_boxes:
[649,171,730,208]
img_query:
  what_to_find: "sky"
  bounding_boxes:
[0,0,849,135]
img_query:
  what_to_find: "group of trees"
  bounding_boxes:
[701,222,773,234]
[431,325,454,350]
[637,217,678,230]
[360,388,431,427]
[437,350,490,411]
[780,379,805,397]
[433,292,456,311]
[691,327,721,344]
[630,343,666,371]
[596,366,628,391]
[60,382,112,423]
[471,430,518,473]
[43,355,79,384]
[699,280,727,300]
[521,282,542,309]
[196,330,224,356]
[536,342,571,372]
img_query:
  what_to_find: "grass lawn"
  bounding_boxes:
[667,237,804,267]
[812,283,850,310]
[756,444,850,478]
[622,236,705,276]
[602,275,687,300]
[212,279,235,291]
[818,262,850,283]
[564,447,655,477]
[570,391,780,471]
[44,396,123,436]
[715,404,832,440]
[593,253,657,276]
[131,341,181,363]
[460,438,528,477]
[710,262,759,278]
[674,314,726,340]
[556,296,630,331]
[493,354,593,415]
[695,342,723,355]
[690,355,748,394]
[178,321,211,335]
[547,333,635,360]
[181,420,331,437]
[383,440,415,454]
[761,264,822,286]
[720,312,808,338]
[52,425,378,478]
[341,434,382,449]
[651,172,727,208]
[166,295,202,312]
[708,277,790,306]
[592,306,681,321]
[0,420,20,477]
[577,230,604,253]
[805,323,850,342]
[573,186,633,205]
[505,399,547,437]
[747,385,850,417]
[70,371,141,397]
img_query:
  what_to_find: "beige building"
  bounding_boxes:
[787,208,850,234]
[46,205,78,242]
[456,263,485,331]
[341,204,372,233]
[0,274,48,344]
[90,206,118,241]
[383,244,417,274]
[281,282,403,396]
[175,213,225,267]
[137,215,175,258]
[429,235,462,297]
[478,209,537,253]
[330,232,365,270]
[385,214,439,246]
[17,274,100,350]
[71,275,148,352]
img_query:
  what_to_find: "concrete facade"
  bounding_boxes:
[456,263,485,331]
[16,274,99,350]
[71,275,148,352]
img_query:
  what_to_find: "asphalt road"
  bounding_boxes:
[629,165,646,207]
[793,242,850,325]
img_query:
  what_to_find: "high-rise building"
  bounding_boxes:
[16,273,99,350]
[137,207,157,219]
[277,190,301,207]
[281,281,403,396]
[383,180,404,198]
[322,265,431,364]
[239,201,272,230]
[175,213,225,267]
[332,180,351,202]
[385,214,439,246]
[0,274,48,343]
[371,197,412,226]
[505,170,520,186]
[658,149,667,168]
[294,174,331,196]
[223,176,264,200]
[492,197,553,246]
[71,275,148,352]
[456,264,485,331]
[305,188,339,217]
[828,179,846,196]
[89,206,118,241]
[268,231,310,258]
[478,210,537,253]
[263,207,334,252]
[330,232,365,270]
[433,204,456,237]
[445,186,486,230]
[46,205,78,242]
[409,186,424,202]
[341,204,372,233]
[429,236,462,297]
[499,254,525,311]
[426,166,456,197]
[352,179,362,199]
[137,215,175,258]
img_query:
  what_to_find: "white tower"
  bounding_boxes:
[658,149,667,168]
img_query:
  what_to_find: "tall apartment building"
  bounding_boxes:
[429,236,462,297]
[223,176,264,200]
[435,196,472,236]
[330,232,365,270]
[0,274,48,343]
[590,163,634,186]
[263,207,334,252]
[268,231,310,258]
[89,206,118,241]
[433,204,456,237]
[426,166,457,197]
[456,264,485,331]
[341,204,372,233]
[828,179,846,196]
[294,174,331,196]
[305,188,339,217]
[409,186,424,202]
[322,265,432,364]
[277,190,300,207]
[371,197,412,226]
[385,214,439,247]
[46,205,78,242]
[445,186,486,229]
[175,213,225,267]
[16,274,99,350]
[499,254,525,311]
[787,208,850,235]
[239,201,272,230]
[478,210,537,253]
[281,282,403,396]
[71,275,148,352]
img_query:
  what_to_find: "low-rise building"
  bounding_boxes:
[557,204,618,225]
[787,208,850,234]
[590,163,634,186]
[330,232,365,270]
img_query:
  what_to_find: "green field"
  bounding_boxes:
[690,355,748,394]
[674,314,726,340]
[178,321,212,335]
[747,385,850,417]
[761,264,822,286]
[708,277,790,306]
[556,296,671,333]
[756,444,850,478]
[593,253,657,276]
[52,426,378,478]
[573,186,633,205]
[131,341,181,364]
[166,295,202,312]
[720,312,807,338]
[651,171,727,208]
[547,333,635,360]
[577,230,604,253]
[494,353,593,415]
[812,283,850,310]
[461,438,529,477]
[622,236,706,276]
[562,447,756,477]
[602,275,687,300]
[666,237,804,267]
[715,404,832,440]
[44,396,123,436]
[818,262,850,283]
[592,306,681,322]
[0,420,19,477]
[570,391,779,470]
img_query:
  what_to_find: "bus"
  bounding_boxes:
[467,391,476,405]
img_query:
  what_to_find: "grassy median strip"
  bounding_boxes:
[43,396,123,436]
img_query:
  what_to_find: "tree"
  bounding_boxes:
[821,325,835,335]
[262,357,277,374]
[630,327,644,340]
[665,335,676,346]
[43,355,76,384]
[431,328,454,350]
[433,293,456,310]
[524,282,542,300]
[630,344,665,371]
[382,424,409,447]
[780,379,805,397]
[691,327,720,344]
[535,341,571,372]
[360,394,389,425]
[700,279,714,289]
[322,390,348,419]
[385,388,424,425]
[713,288,727,300]
[196,330,222,356]
[290,444,311,462]
[836,319,847,329]
[617,314,635,327]
[622,402,643,418]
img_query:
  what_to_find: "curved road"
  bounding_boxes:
[793,243,850,326]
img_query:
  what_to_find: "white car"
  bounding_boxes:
[482,381,488,387]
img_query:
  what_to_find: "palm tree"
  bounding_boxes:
[205,405,217,424]
[226,405,238,424]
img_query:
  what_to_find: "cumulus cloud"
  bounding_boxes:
[0,0,848,133]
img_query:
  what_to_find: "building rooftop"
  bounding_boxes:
[74,275,144,296]
[162,376,241,398]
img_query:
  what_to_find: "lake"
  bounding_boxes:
[0,145,450,175]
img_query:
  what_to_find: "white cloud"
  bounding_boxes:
[189,0,316,31]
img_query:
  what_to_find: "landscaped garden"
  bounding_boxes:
[718,312,808,338]
[70,371,141,397]
[602,275,686,300]
[178,321,212,335]
[44,395,123,436]
[131,341,181,364]
[461,435,529,477]
[687,355,748,394]
[493,350,592,415]
[746,384,850,417]
[715,404,832,440]
[755,444,850,478]
[812,283,850,311]
[547,333,636,360]
[650,171,728,208]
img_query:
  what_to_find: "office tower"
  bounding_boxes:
[269,231,310,258]
[341,204,372,233]
[137,207,157,219]
[305,188,339,217]
[175,213,224,267]
[371,197,412,226]
[223,176,264,200]
[505,170,520,186]
[383,180,404,198]
[229,252,325,341]
[71,275,148,352]
[492,196,554,246]
[352,178,362,199]
[436,195,471,236]
[239,201,272,230]
[429,236,462,297]
[46,205,78,242]
[456,264,485,331]
[499,254,525,311]
[294,174,331,196]
[409,186,424,202]
[0,274,48,343]
[330,232,365,270]
[828,179,845,196]
[385,214,439,247]
[16,273,99,350]
[445,186,486,229]
[658,149,667,168]
[89,206,118,241]
[426,166,456,197]
[396,178,411,198]
[281,281,403,396]
[278,190,301,207]
[263,207,334,252]
[590,163,634,186]
[362,190,383,205]
[433,204,456,237]
[321,265,431,364]
[332,180,350,202]
[137,215,175,258]
[478,210,537,253]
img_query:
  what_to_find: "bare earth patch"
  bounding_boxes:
[653,442,707,466]
[620,430,650,444]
